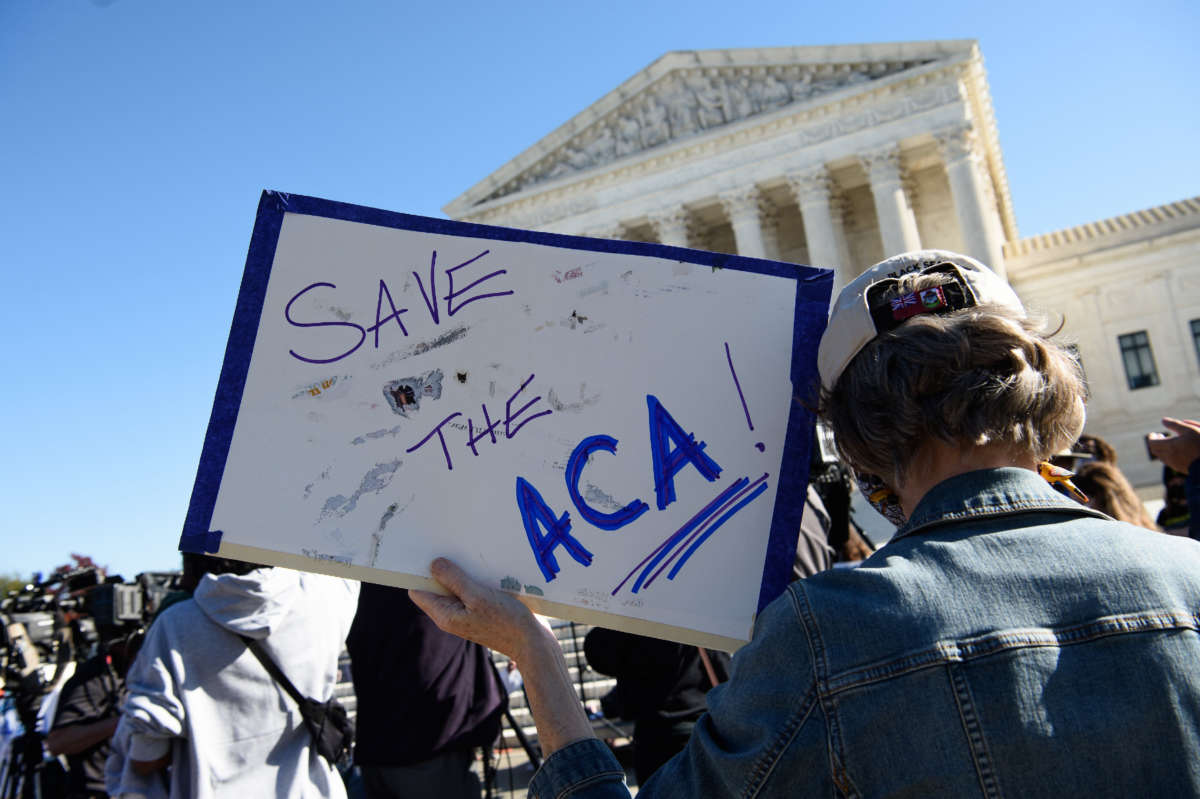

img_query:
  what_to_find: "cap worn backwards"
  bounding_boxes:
[816,249,1024,392]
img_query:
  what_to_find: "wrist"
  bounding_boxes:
[512,620,561,671]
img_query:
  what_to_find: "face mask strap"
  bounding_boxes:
[853,469,907,527]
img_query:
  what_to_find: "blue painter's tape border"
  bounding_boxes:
[755,270,832,615]
[261,191,809,280]
[180,191,287,553]
[179,190,832,616]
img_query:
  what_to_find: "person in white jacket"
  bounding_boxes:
[106,555,358,798]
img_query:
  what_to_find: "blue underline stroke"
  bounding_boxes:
[666,480,770,582]
[643,473,769,590]
[612,478,750,596]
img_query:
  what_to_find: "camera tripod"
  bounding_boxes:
[0,674,63,799]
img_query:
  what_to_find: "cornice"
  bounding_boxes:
[453,62,969,229]
[445,41,978,220]
[1005,196,1200,274]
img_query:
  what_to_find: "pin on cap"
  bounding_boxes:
[817,250,1024,391]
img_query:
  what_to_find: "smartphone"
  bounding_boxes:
[1145,431,1173,460]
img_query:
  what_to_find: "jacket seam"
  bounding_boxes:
[896,500,1109,541]
[789,583,859,798]
[741,685,818,799]
[948,663,1001,799]
[824,609,1200,696]
[553,768,627,799]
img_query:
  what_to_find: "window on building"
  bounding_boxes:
[1117,331,1159,390]
[1191,319,1200,366]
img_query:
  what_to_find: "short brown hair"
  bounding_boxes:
[821,273,1086,484]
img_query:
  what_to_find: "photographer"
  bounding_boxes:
[411,250,1200,797]
[46,633,139,799]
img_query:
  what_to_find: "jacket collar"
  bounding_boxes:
[893,466,1111,542]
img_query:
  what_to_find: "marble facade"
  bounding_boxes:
[445,40,1200,491]
[1005,199,1200,490]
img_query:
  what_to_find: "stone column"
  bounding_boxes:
[860,144,922,256]
[758,204,781,261]
[787,165,852,290]
[718,186,768,259]
[934,122,1008,278]
[648,206,693,248]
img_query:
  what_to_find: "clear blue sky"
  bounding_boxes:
[3,0,1197,581]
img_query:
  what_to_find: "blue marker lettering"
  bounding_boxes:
[565,435,649,530]
[647,395,722,510]
[515,476,593,582]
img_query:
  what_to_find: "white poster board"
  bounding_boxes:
[182,191,832,650]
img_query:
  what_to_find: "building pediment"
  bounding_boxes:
[445,41,979,216]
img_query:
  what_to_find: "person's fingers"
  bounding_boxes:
[428,557,487,606]
[1151,419,1200,473]
[1162,417,1200,437]
[408,588,462,628]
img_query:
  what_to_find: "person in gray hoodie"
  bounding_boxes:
[105,556,358,798]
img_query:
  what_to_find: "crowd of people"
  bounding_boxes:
[18,249,1200,797]
[18,555,510,799]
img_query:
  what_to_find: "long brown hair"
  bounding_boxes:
[1072,462,1158,530]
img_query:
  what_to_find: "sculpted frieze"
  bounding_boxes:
[469,194,598,230]
[482,60,931,203]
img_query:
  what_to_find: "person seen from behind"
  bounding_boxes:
[409,249,1200,798]
[106,555,358,798]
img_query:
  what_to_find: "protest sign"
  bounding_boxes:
[181,191,832,650]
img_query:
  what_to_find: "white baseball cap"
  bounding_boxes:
[817,250,1025,391]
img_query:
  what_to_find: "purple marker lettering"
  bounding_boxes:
[406,412,462,470]
[368,279,409,348]
[284,282,366,365]
[724,341,755,431]
[505,374,553,439]
[466,404,501,456]
[445,250,514,316]
[412,251,440,325]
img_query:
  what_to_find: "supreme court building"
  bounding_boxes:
[445,40,1200,492]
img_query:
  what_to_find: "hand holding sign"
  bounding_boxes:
[181,191,831,649]
[410,557,545,660]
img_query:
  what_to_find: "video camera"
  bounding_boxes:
[0,563,181,798]
[1,563,181,699]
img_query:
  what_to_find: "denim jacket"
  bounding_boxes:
[530,468,1200,798]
